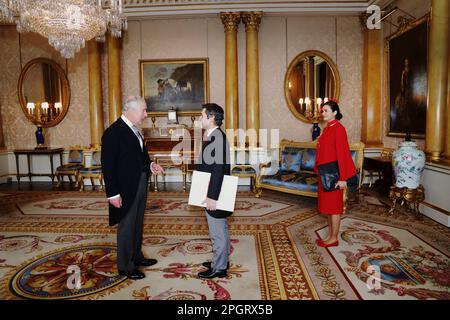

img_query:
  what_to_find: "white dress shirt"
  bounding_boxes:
[206,126,219,138]
[121,115,143,150]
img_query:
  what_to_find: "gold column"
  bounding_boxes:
[242,11,263,147]
[0,105,5,150]
[87,40,104,147]
[220,12,241,135]
[444,39,450,161]
[107,33,122,124]
[425,0,450,161]
[361,27,383,147]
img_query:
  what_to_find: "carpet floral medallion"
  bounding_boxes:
[8,244,126,299]
[0,190,448,300]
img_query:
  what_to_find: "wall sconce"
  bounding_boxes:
[26,101,62,125]
[296,96,331,141]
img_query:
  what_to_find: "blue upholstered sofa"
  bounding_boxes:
[255,139,365,198]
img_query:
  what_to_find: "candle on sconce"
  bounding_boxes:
[26,102,35,115]
[41,102,49,115]
[316,98,323,118]
[298,98,304,112]
[54,102,62,114]
[305,97,311,115]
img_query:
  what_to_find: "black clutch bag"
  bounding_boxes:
[318,161,358,192]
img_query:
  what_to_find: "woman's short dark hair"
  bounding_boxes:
[322,100,343,120]
[202,103,224,126]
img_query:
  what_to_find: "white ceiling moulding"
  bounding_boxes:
[368,0,396,10]
[122,0,373,18]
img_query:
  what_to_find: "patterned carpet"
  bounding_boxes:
[0,190,449,300]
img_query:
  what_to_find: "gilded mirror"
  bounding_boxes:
[284,50,340,123]
[18,58,70,128]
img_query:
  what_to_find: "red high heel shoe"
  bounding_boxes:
[316,239,339,247]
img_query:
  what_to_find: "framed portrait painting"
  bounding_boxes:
[386,14,429,138]
[140,58,209,116]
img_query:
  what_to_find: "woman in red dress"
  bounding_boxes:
[314,101,356,247]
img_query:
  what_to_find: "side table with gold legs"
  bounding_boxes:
[151,157,187,192]
[388,185,425,219]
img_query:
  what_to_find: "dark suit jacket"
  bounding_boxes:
[101,117,151,226]
[197,128,231,218]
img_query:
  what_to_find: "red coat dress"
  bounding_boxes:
[314,120,356,215]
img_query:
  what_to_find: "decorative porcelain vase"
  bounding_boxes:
[35,126,45,147]
[311,123,321,141]
[392,141,425,189]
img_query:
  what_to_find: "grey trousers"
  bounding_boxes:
[117,172,147,272]
[206,211,230,271]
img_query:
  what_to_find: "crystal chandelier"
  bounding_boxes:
[0,0,127,59]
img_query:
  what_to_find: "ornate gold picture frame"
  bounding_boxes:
[385,14,429,138]
[139,58,209,117]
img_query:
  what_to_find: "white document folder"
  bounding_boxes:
[188,170,239,212]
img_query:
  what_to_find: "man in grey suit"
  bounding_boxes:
[196,103,231,279]
[101,96,165,280]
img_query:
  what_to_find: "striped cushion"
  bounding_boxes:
[79,166,102,174]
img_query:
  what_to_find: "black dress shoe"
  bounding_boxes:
[118,269,146,280]
[202,261,230,270]
[136,258,158,267]
[198,269,227,279]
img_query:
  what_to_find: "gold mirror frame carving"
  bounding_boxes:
[284,50,341,123]
[18,58,70,128]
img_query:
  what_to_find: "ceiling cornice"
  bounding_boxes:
[122,1,376,19]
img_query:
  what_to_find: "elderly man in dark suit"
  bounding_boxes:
[197,103,232,279]
[101,96,165,280]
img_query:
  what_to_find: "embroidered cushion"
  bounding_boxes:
[280,150,302,172]
[300,148,316,171]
